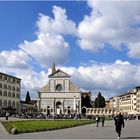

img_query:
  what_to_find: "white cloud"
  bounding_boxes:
[78,1,140,57]
[37,6,77,35]
[19,33,69,67]
[0,50,30,69]
[60,60,140,98]
[128,42,140,58]
[19,5,78,67]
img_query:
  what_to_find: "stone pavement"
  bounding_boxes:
[0,118,140,139]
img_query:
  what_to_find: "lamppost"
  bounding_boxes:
[73,95,76,113]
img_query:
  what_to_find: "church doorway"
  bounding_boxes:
[56,101,62,115]
[47,106,50,115]
[68,106,70,114]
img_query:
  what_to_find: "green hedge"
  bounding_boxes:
[1,120,95,134]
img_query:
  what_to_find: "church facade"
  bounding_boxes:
[37,64,82,115]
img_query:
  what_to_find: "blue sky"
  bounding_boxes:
[0,1,140,100]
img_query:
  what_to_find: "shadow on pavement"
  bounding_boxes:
[122,137,140,139]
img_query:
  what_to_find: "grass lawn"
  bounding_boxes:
[1,119,95,134]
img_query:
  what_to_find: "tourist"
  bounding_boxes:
[96,115,100,127]
[101,114,105,127]
[114,112,125,139]
[5,112,9,120]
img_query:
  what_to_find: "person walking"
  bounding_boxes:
[96,115,100,127]
[101,114,105,127]
[114,112,125,139]
[5,112,9,120]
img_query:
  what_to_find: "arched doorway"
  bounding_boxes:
[47,106,50,115]
[68,106,70,114]
[56,101,62,115]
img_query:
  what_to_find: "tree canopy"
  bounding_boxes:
[82,94,92,107]
[94,92,106,108]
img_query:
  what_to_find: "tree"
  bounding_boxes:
[94,92,106,108]
[82,94,92,107]
[25,91,31,103]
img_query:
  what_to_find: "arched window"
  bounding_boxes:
[8,100,11,107]
[0,83,2,88]
[12,101,15,108]
[8,85,11,90]
[12,92,15,97]
[4,91,7,96]
[12,86,15,91]
[4,84,7,89]
[4,100,7,107]
[8,91,11,97]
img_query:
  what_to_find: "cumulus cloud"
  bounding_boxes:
[60,60,140,98]
[0,50,30,69]
[37,6,77,35]
[19,33,69,67]
[78,1,140,57]
[19,5,78,67]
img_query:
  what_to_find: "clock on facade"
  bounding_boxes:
[55,84,62,91]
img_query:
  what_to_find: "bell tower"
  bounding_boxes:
[52,63,56,74]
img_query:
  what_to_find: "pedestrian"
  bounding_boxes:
[114,112,125,139]
[5,112,9,120]
[101,114,105,127]
[96,115,100,127]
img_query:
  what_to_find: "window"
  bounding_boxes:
[4,84,7,89]
[12,86,15,91]
[12,92,15,97]
[8,100,11,107]
[4,76,7,80]
[8,91,11,97]
[8,85,11,90]
[0,90,2,96]
[4,100,7,107]
[4,91,7,96]
[12,101,15,108]
[12,79,15,83]
[8,77,11,82]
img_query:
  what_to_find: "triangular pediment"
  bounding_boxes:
[48,69,71,78]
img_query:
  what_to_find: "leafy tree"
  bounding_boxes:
[94,92,106,108]
[82,94,92,107]
[25,91,31,103]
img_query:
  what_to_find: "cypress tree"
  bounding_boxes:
[25,91,31,103]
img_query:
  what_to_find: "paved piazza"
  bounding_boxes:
[0,118,140,139]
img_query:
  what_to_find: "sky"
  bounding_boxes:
[0,1,140,100]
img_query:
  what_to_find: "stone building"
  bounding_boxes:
[37,64,82,115]
[0,72,21,115]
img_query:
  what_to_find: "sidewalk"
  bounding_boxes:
[0,118,140,139]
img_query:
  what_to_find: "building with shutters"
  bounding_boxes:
[0,72,21,115]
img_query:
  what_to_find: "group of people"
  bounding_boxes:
[96,112,125,139]
[96,115,105,127]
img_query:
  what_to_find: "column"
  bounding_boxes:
[73,96,76,113]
